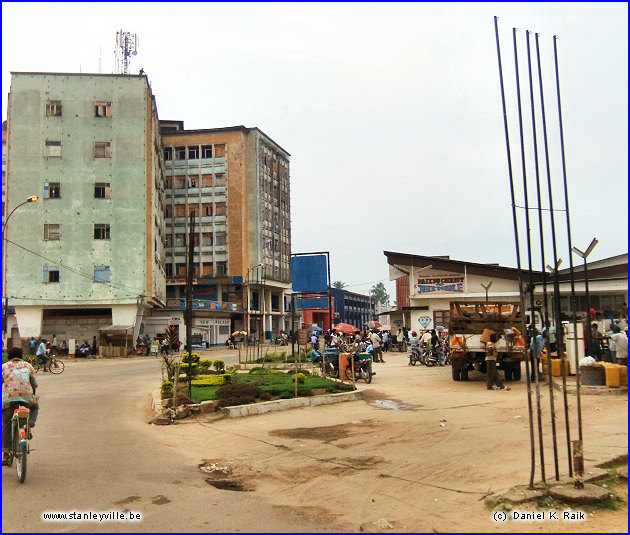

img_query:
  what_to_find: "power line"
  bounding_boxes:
[5,238,146,297]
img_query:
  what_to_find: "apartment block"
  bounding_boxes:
[149,122,291,345]
[4,72,166,348]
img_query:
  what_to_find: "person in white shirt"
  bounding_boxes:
[370,331,384,363]
[610,328,627,365]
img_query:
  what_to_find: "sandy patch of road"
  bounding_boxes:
[146,351,627,532]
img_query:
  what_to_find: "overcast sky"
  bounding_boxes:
[2,2,627,301]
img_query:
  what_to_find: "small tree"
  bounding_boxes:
[333,281,347,289]
[370,282,390,306]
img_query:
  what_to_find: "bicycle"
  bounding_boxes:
[28,353,65,374]
[4,405,31,483]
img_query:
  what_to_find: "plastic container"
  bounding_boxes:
[618,365,627,386]
[580,365,605,386]
[604,365,621,387]
[551,358,568,377]
[540,350,548,366]
[339,353,352,380]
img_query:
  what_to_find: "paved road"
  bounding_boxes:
[1,356,340,533]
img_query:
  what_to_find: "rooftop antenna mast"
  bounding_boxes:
[115,30,138,74]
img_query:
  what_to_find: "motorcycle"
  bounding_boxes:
[408,347,422,366]
[345,353,373,383]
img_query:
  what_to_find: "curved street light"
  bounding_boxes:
[2,195,40,337]
[572,238,599,357]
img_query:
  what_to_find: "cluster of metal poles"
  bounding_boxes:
[494,16,584,489]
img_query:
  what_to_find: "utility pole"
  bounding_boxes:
[185,212,195,397]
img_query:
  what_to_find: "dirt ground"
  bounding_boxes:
[153,349,628,532]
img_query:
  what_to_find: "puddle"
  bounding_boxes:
[206,479,249,491]
[369,399,417,410]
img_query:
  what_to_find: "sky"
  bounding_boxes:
[2,2,627,302]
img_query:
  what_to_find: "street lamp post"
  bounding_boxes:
[572,238,598,358]
[2,196,39,339]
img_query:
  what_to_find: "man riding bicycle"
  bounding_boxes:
[2,347,39,465]
[36,337,51,372]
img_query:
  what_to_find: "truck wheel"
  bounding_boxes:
[504,368,513,381]
[460,368,468,381]
[452,366,460,381]
[479,362,487,375]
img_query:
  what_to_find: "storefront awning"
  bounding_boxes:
[98,325,134,333]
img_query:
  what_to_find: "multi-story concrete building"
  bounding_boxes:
[4,72,166,349]
[145,122,291,345]
[331,288,376,328]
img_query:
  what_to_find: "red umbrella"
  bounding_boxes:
[367,321,382,329]
[333,323,360,335]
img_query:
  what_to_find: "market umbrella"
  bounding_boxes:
[378,324,392,331]
[232,331,247,337]
[333,323,360,335]
[308,325,323,333]
[367,320,383,329]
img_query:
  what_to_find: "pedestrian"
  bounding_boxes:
[370,330,384,363]
[324,330,331,348]
[28,337,37,354]
[486,333,510,391]
[91,335,97,356]
[396,329,404,352]
[382,330,389,352]
[2,347,40,466]
[310,332,319,351]
[590,323,603,360]
[610,327,628,366]
[51,334,57,353]
[529,328,545,382]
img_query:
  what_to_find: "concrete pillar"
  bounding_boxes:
[13,306,43,338]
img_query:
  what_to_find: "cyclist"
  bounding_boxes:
[36,338,50,372]
[2,347,39,465]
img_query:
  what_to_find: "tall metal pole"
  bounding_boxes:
[185,211,195,398]
[494,16,537,488]
[554,35,584,450]
[535,33,570,478]
[513,27,547,484]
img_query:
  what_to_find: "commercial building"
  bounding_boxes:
[146,122,291,345]
[331,288,376,328]
[3,72,166,350]
[384,251,627,332]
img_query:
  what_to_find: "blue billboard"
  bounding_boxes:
[291,255,328,292]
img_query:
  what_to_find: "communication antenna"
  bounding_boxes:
[115,30,139,74]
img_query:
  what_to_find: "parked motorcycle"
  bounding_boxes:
[345,353,373,383]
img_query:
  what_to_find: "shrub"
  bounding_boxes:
[216,395,256,408]
[199,359,213,368]
[225,365,237,375]
[249,367,270,375]
[181,352,200,364]
[216,382,263,400]
[191,374,231,387]
[161,380,173,399]
[279,391,293,399]
[291,373,306,384]
[212,359,225,372]
[259,391,272,401]
[297,388,313,396]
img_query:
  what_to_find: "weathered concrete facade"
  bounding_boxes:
[157,124,291,344]
[4,73,166,346]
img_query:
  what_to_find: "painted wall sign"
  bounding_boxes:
[416,276,464,294]
[419,316,432,328]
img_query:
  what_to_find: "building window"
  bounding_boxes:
[216,261,227,276]
[215,144,226,158]
[165,263,173,277]
[94,224,110,240]
[202,234,213,246]
[164,147,173,161]
[95,101,112,118]
[94,142,112,158]
[204,204,212,216]
[165,234,172,247]
[45,140,62,158]
[175,234,185,247]
[94,265,111,282]
[165,206,172,218]
[433,310,450,328]
[188,146,199,159]
[189,176,197,188]
[43,266,60,283]
[94,182,111,199]
[44,182,61,199]
[175,146,186,160]
[251,291,259,311]
[45,100,62,117]
[215,233,227,245]
[271,294,279,312]
[201,145,212,158]
[43,223,60,240]
[176,263,186,277]
[215,173,225,182]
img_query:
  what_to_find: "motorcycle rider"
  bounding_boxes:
[408,331,420,365]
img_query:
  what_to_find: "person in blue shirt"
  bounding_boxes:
[530,328,545,382]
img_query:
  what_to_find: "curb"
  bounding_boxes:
[549,377,628,396]
[151,388,364,419]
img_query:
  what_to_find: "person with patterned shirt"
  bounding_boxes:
[2,347,39,465]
